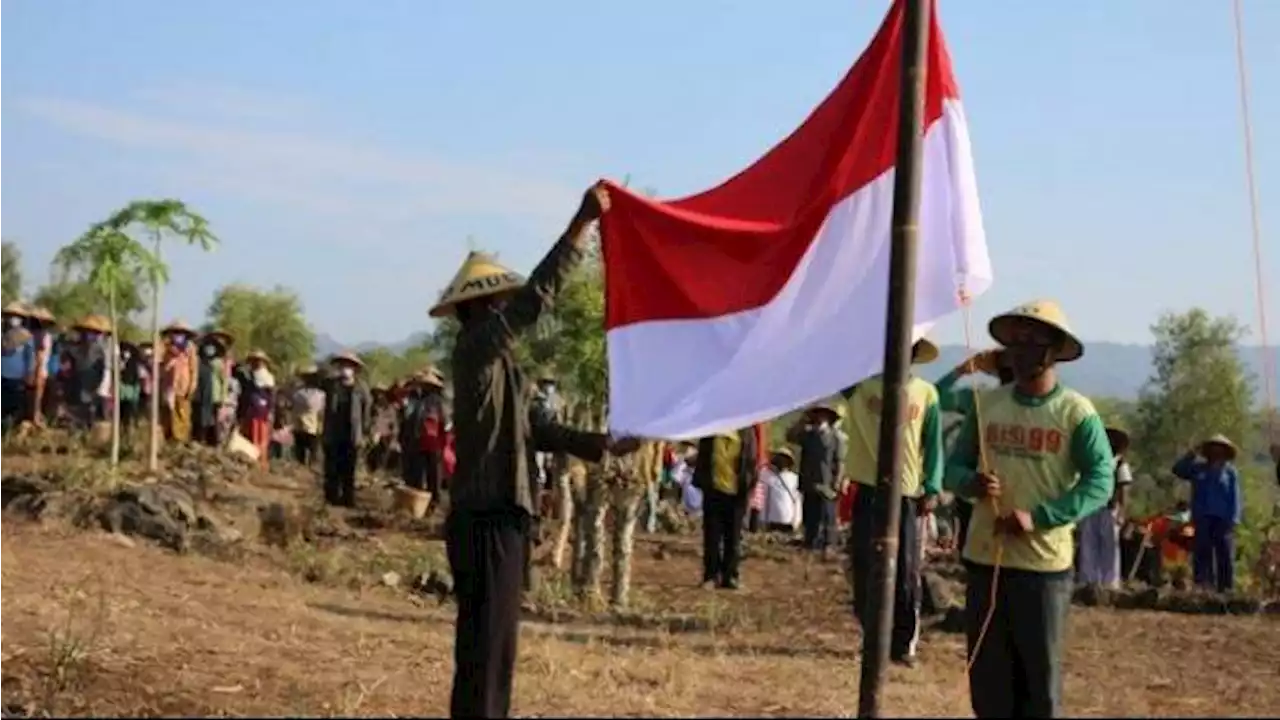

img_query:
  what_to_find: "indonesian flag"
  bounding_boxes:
[599,0,991,439]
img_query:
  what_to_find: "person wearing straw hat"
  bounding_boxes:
[22,306,58,427]
[321,351,373,507]
[786,400,844,559]
[759,447,802,534]
[1,302,36,432]
[398,367,449,512]
[291,364,326,468]
[431,183,642,720]
[1171,433,1243,592]
[159,319,199,443]
[192,330,234,448]
[1075,426,1134,591]
[234,350,276,467]
[843,337,944,668]
[943,300,1116,718]
[64,314,113,428]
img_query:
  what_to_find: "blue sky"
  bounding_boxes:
[3,0,1278,348]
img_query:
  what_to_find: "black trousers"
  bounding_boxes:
[446,508,529,719]
[119,398,140,430]
[402,450,427,490]
[323,441,358,507]
[802,491,837,551]
[702,490,745,585]
[2,379,27,432]
[194,421,219,447]
[293,431,318,467]
[850,489,923,660]
[965,563,1071,718]
[955,499,973,556]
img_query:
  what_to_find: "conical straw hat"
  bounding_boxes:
[1200,433,1238,460]
[2,301,31,318]
[245,349,272,366]
[988,299,1083,362]
[73,314,112,334]
[912,338,940,365]
[329,350,365,368]
[428,251,525,318]
[1105,427,1131,453]
[162,319,197,336]
[28,306,56,325]
[201,329,235,348]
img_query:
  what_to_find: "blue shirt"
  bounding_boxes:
[1171,454,1243,524]
[1,333,34,381]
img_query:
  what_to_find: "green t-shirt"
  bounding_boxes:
[943,383,1114,572]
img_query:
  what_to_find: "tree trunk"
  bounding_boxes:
[147,237,163,472]
[109,285,122,468]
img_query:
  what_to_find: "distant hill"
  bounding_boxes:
[316,332,1279,401]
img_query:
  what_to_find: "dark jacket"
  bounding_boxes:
[449,237,607,517]
[322,379,372,448]
[787,423,840,498]
[692,427,758,503]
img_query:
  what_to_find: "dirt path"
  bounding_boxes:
[4,523,1278,717]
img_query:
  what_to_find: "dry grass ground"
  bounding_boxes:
[4,517,1279,718]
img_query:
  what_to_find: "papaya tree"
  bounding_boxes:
[99,200,218,470]
[54,225,164,467]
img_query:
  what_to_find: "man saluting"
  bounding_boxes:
[430,182,640,719]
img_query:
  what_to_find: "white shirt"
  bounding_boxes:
[761,467,801,528]
[675,460,702,515]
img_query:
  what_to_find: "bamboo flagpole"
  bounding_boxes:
[856,0,931,717]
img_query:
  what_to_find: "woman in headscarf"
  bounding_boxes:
[192,330,233,447]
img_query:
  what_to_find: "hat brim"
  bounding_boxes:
[912,339,940,365]
[2,303,31,319]
[330,354,365,368]
[161,325,196,336]
[1105,427,1131,452]
[73,319,112,334]
[202,331,235,347]
[429,287,520,318]
[989,315,1084,362]
[1200,438,1238,460]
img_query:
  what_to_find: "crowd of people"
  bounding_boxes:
[5,183,1278,719]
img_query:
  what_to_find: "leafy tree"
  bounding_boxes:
[30,275,147,340]
[206,284,316,373]
[1133,310,1255,469]
[2,241,22,305]
[98,199,218,471]
[1130,309,1255,517]
[54,226,163,466]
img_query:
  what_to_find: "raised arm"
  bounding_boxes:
[460,185,607,360]
[1171,451,1201,481]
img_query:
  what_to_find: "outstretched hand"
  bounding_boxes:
[575,181,612,226]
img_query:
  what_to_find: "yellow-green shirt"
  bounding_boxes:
[943,383,1114,572]
[712,432,742,495]
[846,375,943,498]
